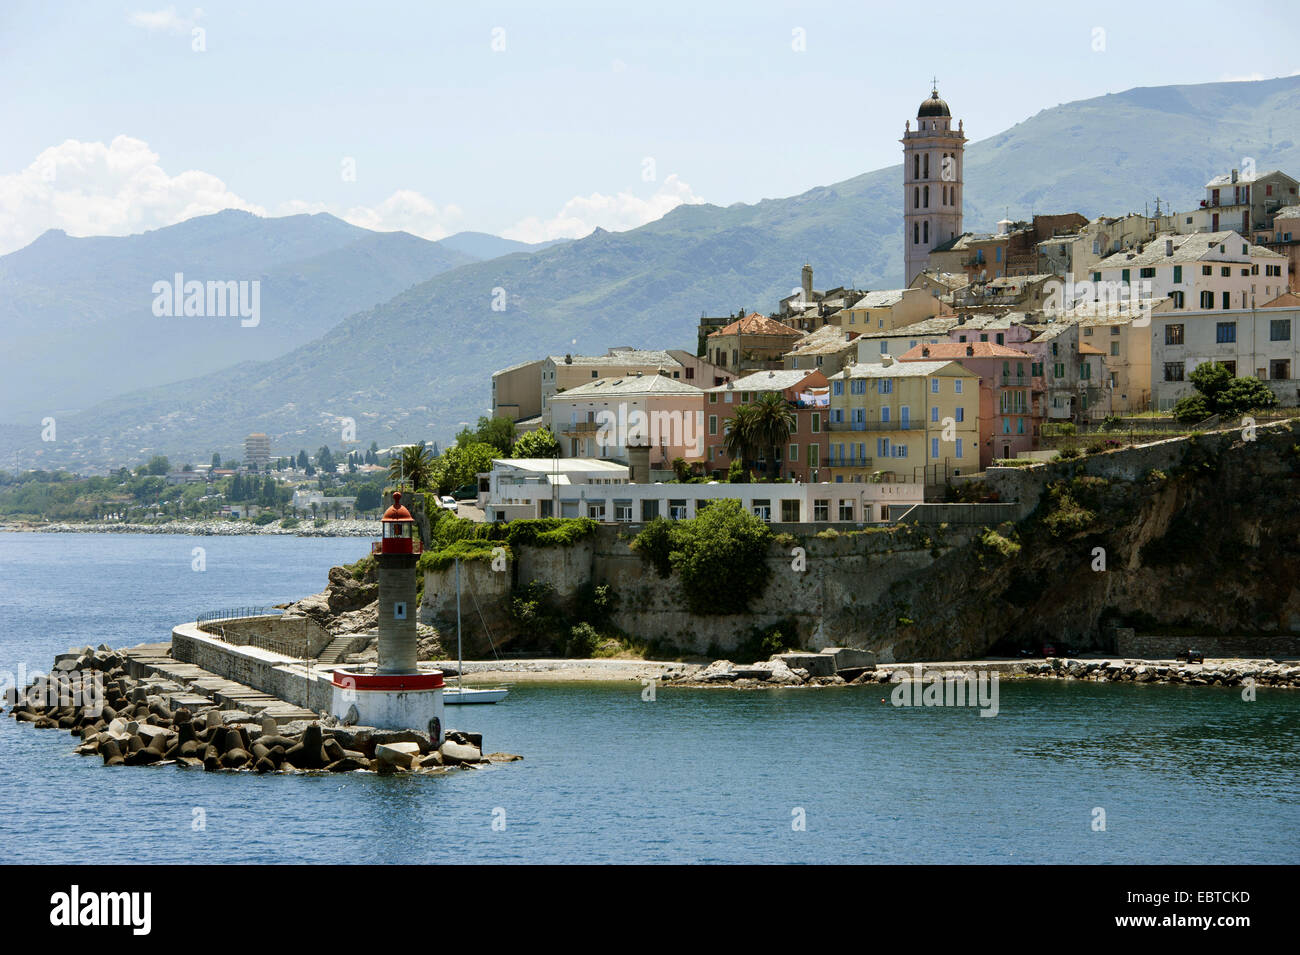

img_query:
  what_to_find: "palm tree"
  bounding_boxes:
[723,404,760,474]
[389,442,434,492]
[750,392,796,478]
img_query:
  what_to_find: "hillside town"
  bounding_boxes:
[481,87,1300,525]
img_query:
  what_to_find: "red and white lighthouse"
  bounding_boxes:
[329,491,444,737]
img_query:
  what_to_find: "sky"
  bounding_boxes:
[2,0,1298,255]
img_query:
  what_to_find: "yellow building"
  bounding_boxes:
[837,287,944,332]
[825,357,980,485]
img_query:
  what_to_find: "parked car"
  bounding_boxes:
[438,495,459,513]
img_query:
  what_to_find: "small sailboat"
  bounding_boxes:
[443,557,509,704]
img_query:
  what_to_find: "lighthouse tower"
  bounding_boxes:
[901,83,965,284]
[330,491,444,737]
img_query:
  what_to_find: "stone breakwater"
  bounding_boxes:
[25,519,380,537]
[6,645,521,774]
[1020,656,1300,688]
[664,651,1300,690]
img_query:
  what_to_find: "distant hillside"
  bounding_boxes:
[0,211,479,420]
[12,75,1300,470]
[438,231,568,259]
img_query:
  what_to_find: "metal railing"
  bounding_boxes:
[196,606,283,626]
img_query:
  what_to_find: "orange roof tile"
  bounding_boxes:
[707,312,802,338]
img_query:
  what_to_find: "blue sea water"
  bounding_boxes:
[1,531,1297,864]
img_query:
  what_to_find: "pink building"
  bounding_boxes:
[899,342,1041,467]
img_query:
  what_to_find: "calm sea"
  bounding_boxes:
[0,532,1296,864]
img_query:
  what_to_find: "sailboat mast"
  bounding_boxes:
[455,556,463,689]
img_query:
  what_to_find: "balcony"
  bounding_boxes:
[561,421,601,433]
[826,419,916,432]
[827,456,873,469]
[1001,375,1032,386]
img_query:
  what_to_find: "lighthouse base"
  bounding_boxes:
[329,666,445,741]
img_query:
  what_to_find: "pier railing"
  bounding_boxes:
[196,606,284,626]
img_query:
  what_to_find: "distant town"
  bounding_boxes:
[5,87,1298,530]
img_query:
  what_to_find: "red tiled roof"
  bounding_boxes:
[899,342,1032,360]
[708,312,802,338]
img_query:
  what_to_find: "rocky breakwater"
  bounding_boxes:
[34,519,380,537]
[1022,657,1300,688]
[665,647,879,689]
[6,645,521,774]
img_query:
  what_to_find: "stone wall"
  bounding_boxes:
[1116,631,1300,660]
[173,623,334,712]
[199,614,333,657]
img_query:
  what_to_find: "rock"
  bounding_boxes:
[204,709,221,729]
[323,738,345,763]
[444,730,482,750]
[222,748,252,769]
[124,748,162,766]
[697,660,739,682]
[371,728,432,754]
[325,756,368,772]
[440,740,483,765]
[764,659,804,685]
[417,751,444,768]
[376,741,421,768]
[254,756,275,774]
[775,653,836,677]
[485,753,523,762]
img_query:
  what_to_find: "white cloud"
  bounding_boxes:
[128,6,204,33]
[502,174,705,244]
[0,135,264,254]
[1217,69,1300,82]
[0,136,700,254]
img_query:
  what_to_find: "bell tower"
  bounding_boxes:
[902,82,965,284]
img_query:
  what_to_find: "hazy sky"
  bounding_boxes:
[2,0,1297,254]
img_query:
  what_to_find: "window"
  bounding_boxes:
[955,407,964,422]
[954,379,963,394]
[1110,342,1119,356]
[838,500,855,521]
[789,443,798,462]
[1084,327,1093,336]
[1030,362,1042,377]
[1201,265,1212,276]
[1271,359,1291,380]
[878,379,893,394]
[1222,292,1230,310]
[813,499,829,521]
[1054,362,1065,378]
[708,415,717,435]
[931,406,939,422]
[668,499,687,520]
[894,444,908,458]
[1221,267,1230,278]
[1165,324,1184,345]
[1173,265,1182,283]
[832,380,844,396]
[811,413,821,433]
[1163,362,1184,382]
[1271,320,1291,342]
[955,438,963,459]
[881,406,891,423]
[931,437,940,458]
[1139,267,1155,279]
[708,392,717,403]
[640,500,660,521]
[1171,291,1185,309]
[1080,363,1091,380]
[587,502,604,519]
[614,502,633,522]
[1216,322,1236,344]
[1199,291,1213,309]
[880,341,889,353]
[877,437,891,457]
[780,499,800,522]
[752,500,771,522]
[930,378,940,393]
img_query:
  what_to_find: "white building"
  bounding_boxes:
[1149,301,1300,410]
[482,456,922,525]
[1093,231,1288,312]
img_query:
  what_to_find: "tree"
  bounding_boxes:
[723,404,760,471]
[750,392,796,477]
[511,426,562,458]
[389,442,435,492]
[434,442,497,495]
[316,446,335,478]
[211,453,221,468]
[1173,361,1278,422]
[145,455,170,475]
[354,483,382,514]
[458,415,515,455]
[296,450,309,471]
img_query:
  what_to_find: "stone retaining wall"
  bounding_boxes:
[1116,631,1300,660]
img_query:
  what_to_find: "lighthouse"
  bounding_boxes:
[329,491,445,738]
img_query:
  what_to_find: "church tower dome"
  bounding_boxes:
[901,82,966,284]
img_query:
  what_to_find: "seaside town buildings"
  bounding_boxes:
[479,87,1299,526]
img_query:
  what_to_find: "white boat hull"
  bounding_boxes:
[443,686,508,704]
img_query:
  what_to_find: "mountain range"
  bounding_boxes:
[5,75,1300,471]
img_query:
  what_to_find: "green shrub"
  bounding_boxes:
[977,527,1021,559]
[313,517,328,528]
[630,517,674,577]
[668,499,772,615]
[734,619,800,663]
[280,516,300,529]
[565,622,600,658]
[253,512,277,525]
[417,539,509,572]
